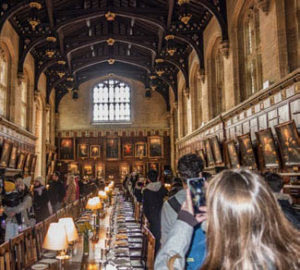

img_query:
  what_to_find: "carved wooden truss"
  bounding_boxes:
[0,0,228,111]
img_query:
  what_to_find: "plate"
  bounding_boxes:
[31,264,48,270]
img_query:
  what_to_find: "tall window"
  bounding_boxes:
[0,49,8,116]
[242,6,262,99]
[93,79,131,122]
[20,78,28,129]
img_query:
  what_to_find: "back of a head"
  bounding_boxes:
[177,154,204,181]
[147,169,158,182]
[203,169,300,270]
[263,172,283,193]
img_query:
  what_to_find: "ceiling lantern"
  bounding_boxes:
[28,2,42,30]
[178,0,192,25]
[57,60,66,78]
[106,38,115,46]
[108,59,115,65]
[45,36,56,58]
[105,11,116,21]
[165,35,176,56]
[155,59,165,77]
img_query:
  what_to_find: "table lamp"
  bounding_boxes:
[43,222,69,269]
[58,217,79,243]
[86,197,102,229]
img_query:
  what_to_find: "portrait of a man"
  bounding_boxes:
[123,143,134,157]
[0,140,12,168]
[148,136,163,158]
[106,138,120,160]
[59,138,75,160]
[90,145,100,158]
[135,142,147,158]
[78,144,89,158]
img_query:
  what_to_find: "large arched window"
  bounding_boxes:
[20,72,29,129]
[93,79,131,122]
[0,47,8,117]
[240,4,262,100]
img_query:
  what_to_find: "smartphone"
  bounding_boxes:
[187,177,206,214]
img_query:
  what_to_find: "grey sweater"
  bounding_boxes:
[160,188,186,246]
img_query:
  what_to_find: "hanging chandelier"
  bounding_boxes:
[178,0,192,25]
[106,38,115,46]
[45,36,56,58]
[165,35,176,56]
[57,60,66,78]
[155,59,165,76]
[108,59,115,65]
[28,2,42,30]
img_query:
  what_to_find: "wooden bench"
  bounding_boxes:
[22,227,37,268]
[0,241,11,270]
[10,233,25,270]
[143,226,155,270]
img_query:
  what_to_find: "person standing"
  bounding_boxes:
[64,175,77,205]
[48,171,65,212]
[33,177,52,223]
[142,169,168,253]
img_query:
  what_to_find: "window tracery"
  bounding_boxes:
[93,79,131,122]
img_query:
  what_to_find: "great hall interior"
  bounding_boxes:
[0,0,299,269]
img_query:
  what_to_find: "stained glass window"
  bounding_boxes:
[93,79,131,122]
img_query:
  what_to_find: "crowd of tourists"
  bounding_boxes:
[123,154,300,270]
[0,172,99,243]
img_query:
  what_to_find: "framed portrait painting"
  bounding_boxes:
[8,145,18,169]
[30,155,37,173]
[106,138,120,160]
[24,154,32,173]
[78,144,89,159]
[197,149,207,168]
[17,152,26,170]
[147,162,160,173]
[148,136,163,158]
[225,140,240,169]
[204,139,215,167]
[0,140,12,168]
[135,142,147,158]
[210,136,223,165]
[256,128,280,169]
[123,143,134,158]
[95,162,105,178]
[275,120,300,167]
[90,145,101,158]
[133,162,145,175]
[237,133,257,169]
[59,138,75,160]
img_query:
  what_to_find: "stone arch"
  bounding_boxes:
[189,50,203,131]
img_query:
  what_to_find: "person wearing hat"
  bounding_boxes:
[3,177,33,241]
[33,177,52,223]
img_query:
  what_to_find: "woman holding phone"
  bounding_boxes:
[155,169,300,270]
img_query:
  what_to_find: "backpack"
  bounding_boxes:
[168,196,206,270]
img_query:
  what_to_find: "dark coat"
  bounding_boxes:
[142,182,168,253]
[48,180,65,206]
[33,185,51,223]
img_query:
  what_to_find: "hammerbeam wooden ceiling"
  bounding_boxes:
[0,0,228,110]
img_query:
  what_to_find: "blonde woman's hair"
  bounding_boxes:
[201,169,300,270]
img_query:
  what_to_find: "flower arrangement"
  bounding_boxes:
[77,222,93,255]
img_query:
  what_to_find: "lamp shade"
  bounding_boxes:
[86,197,102,210]
[42,222,68,251]
[98,190,108,200]
[58,217,79,242]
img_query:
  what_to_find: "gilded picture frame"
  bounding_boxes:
[8,145,18,169]
[59,138,75,161]
[225,140,240,169]
[135,142,147,158]
[0,140,12,168]
[106,137,121,160]
[210,136,223,165]
[148,136,163,158]
[204,139,215,167]
[122,143,134,158]
[78,143,89,159]
[275,120,300,167]
[90,145,101,158]
[237,133,257,169]
[256,128,280,169]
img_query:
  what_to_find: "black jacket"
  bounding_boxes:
[48,180,65,205]
[142,182,168,253]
